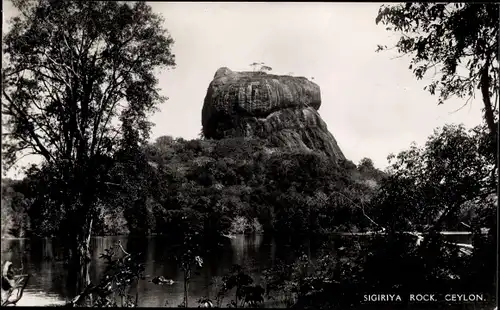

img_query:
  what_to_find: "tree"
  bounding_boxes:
[249,62,272,73]
[109,147,157,236]
[373,124,496,233]
[249,62,264,71]
[358,157,374,171]
[366,124,497,302]
[260,65,272,73]
[375,3,499,138]
[2,0,175,294]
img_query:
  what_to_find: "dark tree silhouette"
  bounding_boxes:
[2,0,175,294]
[376,3,498,137]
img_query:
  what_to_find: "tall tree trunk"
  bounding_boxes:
[480,62,498,190]
[68,212,94,299]
[480,66,496,137]
[66,174,96,300]
[77,217,93,292]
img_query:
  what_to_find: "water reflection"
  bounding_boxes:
[1,238,72,305]
[1,234,275,307]
[0,233,473,307]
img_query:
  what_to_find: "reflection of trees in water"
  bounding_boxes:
[270,235,331,265]
[142,236,183,307]
[228,234,274,287]
[1,238,72,300]
[90,236,131,282]
[229,234,264,268]
[144,237,156,280]
[126,237,150,256]
[2,235,311,306]
[49,238,67,261]
[28,239,70,297]
[139,237,159,306]
[206,239,234,277]
[120,237,150,301]
[229,236,245,265]
[1,240,22,263]
[41,239,54,261]
[2,239,28,277]
[40,239,53,292]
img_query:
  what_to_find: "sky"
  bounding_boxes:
[2,1,485,178]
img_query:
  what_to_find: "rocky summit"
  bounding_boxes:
[201,67,345,160]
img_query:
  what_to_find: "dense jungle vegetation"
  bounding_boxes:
[2,124,497,308]
[1,135,386,238]
[1,1,497,308]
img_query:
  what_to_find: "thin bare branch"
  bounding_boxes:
[448,94,475,115]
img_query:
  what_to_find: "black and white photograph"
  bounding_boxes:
[1,1,498,308]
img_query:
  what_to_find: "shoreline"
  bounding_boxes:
[1,230,487,241]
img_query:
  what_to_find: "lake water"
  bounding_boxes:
[1,233,474,307]
[1,234,298,307]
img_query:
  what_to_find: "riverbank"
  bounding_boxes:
[1,234,286,307]
[1,230,486,240]
[2,232,490,308]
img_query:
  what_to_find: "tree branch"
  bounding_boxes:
[2,91,55,163]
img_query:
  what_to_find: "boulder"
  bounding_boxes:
[202,67,345,160]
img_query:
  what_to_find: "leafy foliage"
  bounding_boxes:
[1,179,30,237]
[376,3,499,135]
[260,123,496,309]
[263,232,494,310]
[1,2,496,309]
[69,243,145,307]
[3,0,175,168]
[1,134,386,239]
[2,0,175,293]
[372,124,496,233]
[249,62,272,73]
[216,265,265,308]
[2,125,494,309]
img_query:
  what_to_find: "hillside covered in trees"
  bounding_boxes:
[2,123,496,308]
[2,122,494,241]
[1,135,385,238]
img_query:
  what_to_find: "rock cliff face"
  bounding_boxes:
[202,67,345,160]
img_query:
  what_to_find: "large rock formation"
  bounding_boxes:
[202,67,345,160]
